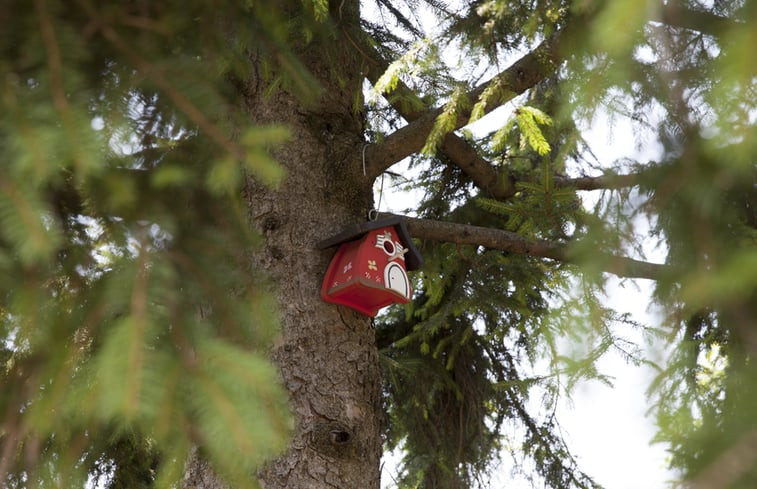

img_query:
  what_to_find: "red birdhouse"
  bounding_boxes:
[317,216,423,317]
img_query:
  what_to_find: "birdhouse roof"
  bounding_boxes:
[316,216,424,270]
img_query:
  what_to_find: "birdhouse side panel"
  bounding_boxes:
[354,229,393,289]
[323,240,362,293]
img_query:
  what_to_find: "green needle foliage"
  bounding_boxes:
[0,1,317,487]
[0,0,755,488]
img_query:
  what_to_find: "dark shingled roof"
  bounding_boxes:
[316,216,424,271]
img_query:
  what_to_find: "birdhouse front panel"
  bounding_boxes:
[321,225,414,317]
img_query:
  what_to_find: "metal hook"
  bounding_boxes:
[364,142,383,223]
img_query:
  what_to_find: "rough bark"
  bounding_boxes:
[183,449,229,489]
[184,2,383,488]
[248,14,382,489]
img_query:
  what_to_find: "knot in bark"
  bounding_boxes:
[310,420,356,459]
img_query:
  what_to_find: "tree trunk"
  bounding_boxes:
[184,2,383,488]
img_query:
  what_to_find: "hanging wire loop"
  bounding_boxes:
[362,143,369,176]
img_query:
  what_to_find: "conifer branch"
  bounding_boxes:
[360,31,645,196]
[363,2,735,180]
[359,37,517,199]
[384,214,667,280]
[553,172,641,191]
[36,0,88,170]
[364,27,567,178]
[363,46,642,195]
[654,5,739,37]
[361,31,644,196]
[362,34,642,197]
[77,0,246,162]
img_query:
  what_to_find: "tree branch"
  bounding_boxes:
[553,172,640,191]
[384,214,667,280]
[362,2,737,180]
[357,34,645,196]
[653,4,739,38]
[358,16,645,198]
[358,37,517,199]
[364,26,567,178]
[78,0,245,161]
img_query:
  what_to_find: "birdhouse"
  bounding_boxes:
[317,216,423,317]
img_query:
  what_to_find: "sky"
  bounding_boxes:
[552,112,673,489]
[553,278,673,489]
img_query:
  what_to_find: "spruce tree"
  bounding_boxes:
[0,1,754,488]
